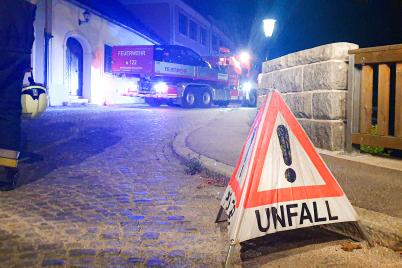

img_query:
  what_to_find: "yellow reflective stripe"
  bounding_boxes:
[0,157,18,168]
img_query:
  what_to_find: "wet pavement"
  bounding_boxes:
[0,105,400,267]
[1,105,229,267]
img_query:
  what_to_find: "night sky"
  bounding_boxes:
[183,0,402,60]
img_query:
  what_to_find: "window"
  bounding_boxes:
[179,13,188,35]
[104,44,112,73]
[200,27,207,46]
[189,20,198,41]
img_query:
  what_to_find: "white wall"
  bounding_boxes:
[34,0,154,106]
[32,0,46,84]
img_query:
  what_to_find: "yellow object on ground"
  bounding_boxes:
[0,157,18,168]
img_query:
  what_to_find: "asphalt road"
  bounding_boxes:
[0,104,399,267]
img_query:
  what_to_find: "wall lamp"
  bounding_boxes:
[78,10,91,26]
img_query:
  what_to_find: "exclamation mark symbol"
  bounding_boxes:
[276,125,296,183]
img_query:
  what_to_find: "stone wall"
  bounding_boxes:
[258,42,358,151]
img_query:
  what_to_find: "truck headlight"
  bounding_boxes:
[153,82,168,93]
[242,82,253,94]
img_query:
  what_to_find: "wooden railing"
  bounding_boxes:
[346,44,402,151]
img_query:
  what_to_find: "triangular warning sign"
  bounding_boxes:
[220,91,357,243]
[220,96,267,213]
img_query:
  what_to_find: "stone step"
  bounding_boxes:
[64,98,89,106]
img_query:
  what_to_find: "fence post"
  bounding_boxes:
[396,64,402,137]
[377,64,391,136]
[346,54,360,152]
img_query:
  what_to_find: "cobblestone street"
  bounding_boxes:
[0,106,229,267]
[0,105,400,268]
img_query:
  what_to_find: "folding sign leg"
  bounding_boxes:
[224,242,236,268]
[355,221,374,247]
[215,207,227,223]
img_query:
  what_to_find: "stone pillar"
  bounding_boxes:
[258,42,359,151]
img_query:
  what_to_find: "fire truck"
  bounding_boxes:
[205,48,257,107]
[112,45,232,108]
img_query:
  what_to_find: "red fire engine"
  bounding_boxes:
[205,47,257,107]
[112,45,256,108]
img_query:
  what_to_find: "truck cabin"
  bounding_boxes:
[153,45,211,68]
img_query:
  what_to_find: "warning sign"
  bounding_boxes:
[220,97,267,225]
[220,91,357,243]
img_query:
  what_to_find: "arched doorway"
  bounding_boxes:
[66,37,83,97]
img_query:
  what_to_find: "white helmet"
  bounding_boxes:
[21,77,48,119]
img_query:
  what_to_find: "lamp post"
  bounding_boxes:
[262,19,276,60]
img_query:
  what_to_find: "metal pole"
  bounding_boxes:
[44,32,51,87]
[346,54,355,152]
[346,54,362,153]
[224,243,235,268]
[44,0,53,86]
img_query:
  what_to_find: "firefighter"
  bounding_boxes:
[0,0,37,191]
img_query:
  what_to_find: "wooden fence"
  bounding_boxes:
[346,44,402,151]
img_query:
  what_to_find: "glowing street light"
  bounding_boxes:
[263,19,276,38]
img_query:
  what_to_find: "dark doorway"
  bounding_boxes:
[66,37,83,97]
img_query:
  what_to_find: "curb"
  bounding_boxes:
[172,122,402,251]
[173,128,233,179]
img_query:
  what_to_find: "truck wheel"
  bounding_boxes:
[241,98,248,107]
[200,90,212,108]
[241,91,257,107]
[248,91,257,107]
[145,98,162,107]
[182,88,197,108]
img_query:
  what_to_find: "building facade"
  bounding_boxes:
[120,0,234,57]
[32,0,160,106]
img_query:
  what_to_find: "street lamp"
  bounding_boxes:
[263,19,276,38]
[262,19,276,60]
